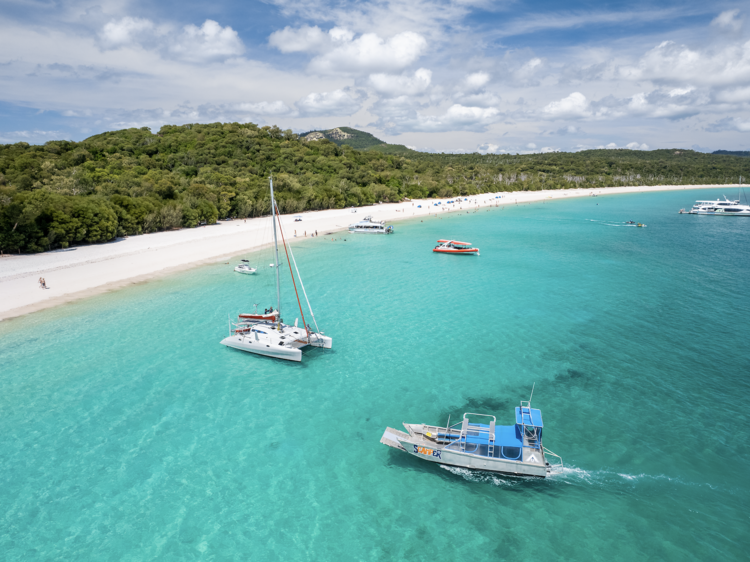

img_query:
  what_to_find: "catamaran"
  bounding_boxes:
[220,177,332,362]
[348,216,394,234]
[381,393,562,478]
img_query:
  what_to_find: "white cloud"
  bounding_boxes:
[270,26,427,74]
[368,68,432,96]
[711,10,744,33]
[99,17,156,48]
[526,142,537,149]
[540,146,559,153]
[98,18,243,61]
[542,92,590,119]
[669,86,694,97]
[465,72,490,90]
[295,89,363,117]
[373,103,500,134]
[477,143,504,154]
[170,20,244,60]
[626,142,650,150]
[311,31,427,74]
[619,40,750,87]
[237,101,293,116]
[268,25,330,53]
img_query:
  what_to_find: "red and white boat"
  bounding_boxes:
[433,239,480,255]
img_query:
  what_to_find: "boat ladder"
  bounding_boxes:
[488,419,495,458]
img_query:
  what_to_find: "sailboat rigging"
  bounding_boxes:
[220,176,332,362]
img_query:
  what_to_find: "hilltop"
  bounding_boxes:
[299,126,418,155]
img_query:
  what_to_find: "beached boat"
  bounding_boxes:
[381,397,563,478]
[221,177,332,362]
[234,260,256,274]
[686,196,750,216]
[348,216,394,234]
[433,239,480,255]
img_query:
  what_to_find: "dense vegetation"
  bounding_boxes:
[1,122,748,253]
[713,150,750,158]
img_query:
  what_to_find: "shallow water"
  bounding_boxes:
[1,188,749,561]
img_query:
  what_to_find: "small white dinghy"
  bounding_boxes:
[234,260,257,274]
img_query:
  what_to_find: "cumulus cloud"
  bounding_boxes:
[98,18,243,61]
[465,71,490,90]
[626,142,650,150]
[526,142,537,149]
[619,40,750,87]
[711,10,744,33]
[295,89,364,117]
[269,26,427,74]
[237,101,293,116]
[542,92,590,119]
[368,68,432,96]
[477,143,505,154]
[372,102,500,134]
[170,20,244,60]
[99,17,157,48]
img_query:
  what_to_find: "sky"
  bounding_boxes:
[1,0,749,153]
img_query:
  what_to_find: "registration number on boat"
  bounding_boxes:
[414,445,441,459]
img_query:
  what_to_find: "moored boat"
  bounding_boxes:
[687,196,750,216]
[381,397,562,478]
[348,216,394,234]
[234,260,257,274]
[221,176,332,362]
[433,239,480,255]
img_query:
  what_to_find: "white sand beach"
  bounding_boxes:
[0,184,730,321]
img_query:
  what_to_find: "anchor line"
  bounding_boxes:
[274,202,309,339]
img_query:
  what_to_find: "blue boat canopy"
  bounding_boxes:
[515,406,543,428]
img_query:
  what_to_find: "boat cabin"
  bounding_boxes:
[438,403,543,461]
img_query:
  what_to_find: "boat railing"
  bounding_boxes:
[543,447,564,472]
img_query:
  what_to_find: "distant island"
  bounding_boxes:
[712,150,750,158]
[1,122,748,253]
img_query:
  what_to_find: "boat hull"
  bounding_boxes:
[220,334,302,362]
[400,438,546,477]
[433,249,479,255]
[688,211,750,216]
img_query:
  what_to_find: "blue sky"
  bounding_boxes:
[1,0,749,153]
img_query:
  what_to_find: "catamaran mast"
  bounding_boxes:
[269,176,281,328]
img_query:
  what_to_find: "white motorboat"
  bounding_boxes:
[221,177,332,362]
[234,260,257,274]
[687,196,750,216]
[348,215,394,234]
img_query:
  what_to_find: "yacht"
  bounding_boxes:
[381,394,563,478]
[348,216,394,234]
[221,177,332,362]
[688,196,750,216]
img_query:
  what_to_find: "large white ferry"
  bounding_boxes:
[686,196,750,216]
[348,216,394,234]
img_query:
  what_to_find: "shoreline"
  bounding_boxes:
[0,184,734,322]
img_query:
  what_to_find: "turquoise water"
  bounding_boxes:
[1,189,749,561]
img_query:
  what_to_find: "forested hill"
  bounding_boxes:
[1,121,749,253]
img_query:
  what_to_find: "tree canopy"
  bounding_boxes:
[1,121,748,253]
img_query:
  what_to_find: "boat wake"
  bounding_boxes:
[441,464,719,490]
[587,219,640,227]
[439,465,540,487]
